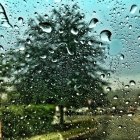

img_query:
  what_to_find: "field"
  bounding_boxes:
[28,112,140,140]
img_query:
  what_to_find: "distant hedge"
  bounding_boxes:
[0,104,55,139]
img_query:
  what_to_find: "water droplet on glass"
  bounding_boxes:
[106,87,111,92]
[39,22,52,33]
[26,38,31,44]
[26,54,30,58]
[130,5,137,14]
[113,95,118,100]
[19,47,25,51]
[129,25,132,29]
[100,74,105,79]
[71,28,78,35]
[18,17,24,24]
[89,18,99,28]
[129,80,136,86]
[44,14,49,19]
[0,45,4,50]
[93,11,96,15]
[76,93,80,96]
[59,29,63,34]
[107,73,110,77]
[40,55,46,59]
[14,25,19,30]
[125,85,129,89]
[120,54,124,60]
[52,59,58,62]
[118,125,122,129]
[100,30,112,42]
[88,40,94,45]
[125,101,129,104]
[127,113,133,117]
[0,35,4,39]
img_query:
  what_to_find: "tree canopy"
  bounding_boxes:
[2,4,109,108]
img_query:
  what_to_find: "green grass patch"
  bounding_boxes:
[28,116,97,140]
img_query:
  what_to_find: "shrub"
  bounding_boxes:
[0,104,55,139]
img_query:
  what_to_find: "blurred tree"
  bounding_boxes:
[5,4,109,125]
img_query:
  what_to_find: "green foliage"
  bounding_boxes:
[3,4,109,107]
[0,105,55,139]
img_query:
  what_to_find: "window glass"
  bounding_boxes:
[0,0,140,139]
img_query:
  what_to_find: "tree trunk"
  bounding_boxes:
[59,105,64,127]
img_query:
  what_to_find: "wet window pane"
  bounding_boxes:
[0,0,140,139]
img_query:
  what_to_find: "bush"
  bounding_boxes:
[0,104,55,139]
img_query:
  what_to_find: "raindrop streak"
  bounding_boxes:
[0,3,12,28]
[66,47,74,55]
[39,22,52,33]
[100,30,112,42]
[130,5,137,14]
[89,18,99,28]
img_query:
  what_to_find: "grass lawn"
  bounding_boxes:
[28,115,97,140]
[26,113,140,140]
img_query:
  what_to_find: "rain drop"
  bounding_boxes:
[18,17,24,24]
[40,55,46,59]
[107,73,110,77]
[129,80,136,86]
[59,29,63,34]
[0,45,4,50]
[125,101,129,104]
[39,22,52,33]
[0,35,4,39]
[71,28,78,35]
[125,85,129,89]
[100,74,105,79]
[44,14,49,19]
[89,18,99,28]
[130,5,137,14]
[106,87,111,92]
[120,54,124,60]
[88,40,94,45]
[118,125,122,129]
[113,95,118,100]
[19,47,25,51]
[100,30,112,42]
[127,113,133,117]
[14,25,19,30]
